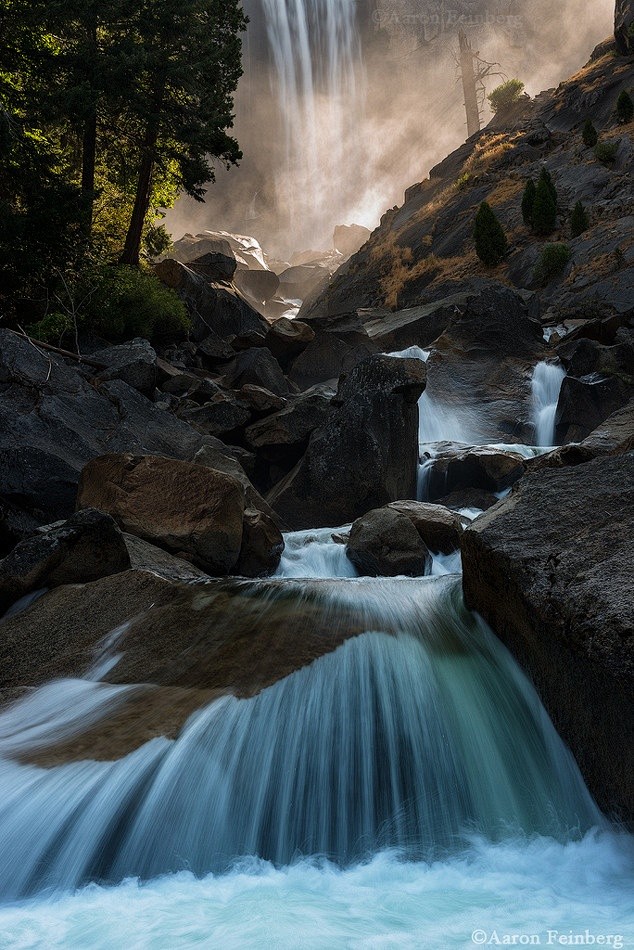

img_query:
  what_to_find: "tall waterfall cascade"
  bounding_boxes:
[261,0,364,246]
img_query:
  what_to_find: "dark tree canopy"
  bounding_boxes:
[474,202,508,267]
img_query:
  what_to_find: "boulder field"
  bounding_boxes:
[0,19,632,824]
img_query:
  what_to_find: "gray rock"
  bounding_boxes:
[288,327,378,390]
[222,347,289,397]
[180,391,252,438]
[615,0,634,53]
[245,386,335,451]
[0,509,130,614]
[555,373,630,443]
[386,500,467,553]
[188,251,237,282]
[346,508,431,577]
[268,355,426,529]
[461,452,634,822]
[94,339,157,396]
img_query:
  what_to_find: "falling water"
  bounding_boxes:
[531,361,566,447]
[260,0,364,246]
[0,577,602,901]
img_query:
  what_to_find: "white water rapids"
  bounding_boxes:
[0,352,629,947]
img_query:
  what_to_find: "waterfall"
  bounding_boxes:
[0,577,600,900]
[531,361,566,447]
[260,0,364,247]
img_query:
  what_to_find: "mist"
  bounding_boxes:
[165,0,615,259]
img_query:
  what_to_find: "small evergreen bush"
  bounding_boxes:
[570,201,589,238]
[616,90,633,124]
[474,202,508,266]
[594,141,618,163]
[521,179,536,225]
[534,243,571,284]
[532,168,558,235]
[488,79,525,114]
[582,119,598,147]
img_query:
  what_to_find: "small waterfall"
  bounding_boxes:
[275,526,357,578]
[531,361,566,447]
[261,0,363,246]
[0,578,600,899]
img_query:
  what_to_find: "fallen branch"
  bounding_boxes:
[12,330,109,369]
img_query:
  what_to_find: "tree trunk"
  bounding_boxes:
[459,30,481,138]
[120,77,166,267]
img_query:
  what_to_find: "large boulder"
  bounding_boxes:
[221,348,289,397]
[0,571,364,759]
[267,355,426,529]
[77,454,245,575]
[427,448,526,500]
[265,317,315,368]
[555,374,630,444]
[346,508,431,577]
[0,330,208,524]
[188,250,237,282]
[154,259,269,345]
[288,326,378,390]
[333,224,371,258]
[461,453,634,821]
[0,509,130,614]
[233,509,284,577]
[179,390,252,438]
[93,339,158,397]
[386,500,467,553]
[245,386,335,453]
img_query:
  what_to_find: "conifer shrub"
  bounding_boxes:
[532,168,557,235]
[570,201,589,238]
[534,243,571,284]
[616,90,633,124]
[474,202,508,266]
[488,79,525,113]
[582,119,598,147]
[521,179,536,225]
[594,142,618,163]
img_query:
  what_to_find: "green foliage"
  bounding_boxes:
[85,266,190,342]
[616,90,633,124]
[474,202,508,267]
[532,168,557,235]
[0,0,247,316]
[594,141,618,163]
[27,312,74,345]
[521,179,536,226]
[487,79,525,114]
[582,119,598,147]
[455,173,472,190]
[534,244,571,285]
[28,266,190,344]
[570,201,589,238]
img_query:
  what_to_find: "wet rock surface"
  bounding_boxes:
[462,452,634,821]
[346,508,432,577]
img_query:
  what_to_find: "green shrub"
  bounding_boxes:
[27,312,74,346]
[474,202,508,267]
[86,266,190,342]
[532,168,558,235]
[594,141,618,163]
[521,179,536,225]
[487,79,525,114]
[534,243,571,284]
[570,201,589,238]
[616,90,633,124]
[582,119,598,147]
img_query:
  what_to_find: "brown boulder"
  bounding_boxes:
[387,501,467,553]
[346,508,431,577]
[77,454,245,575]
[233,509,284,577]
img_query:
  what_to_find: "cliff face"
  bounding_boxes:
[616,0,634,53]
[301,40,633,325]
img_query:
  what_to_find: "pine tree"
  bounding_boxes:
[532,168,557,236]
[119,0,248,266]
[570,201,589,238]
[521,179,536,226]
[474,202,508,267]
[616,90,633,124]
[582,119,598,147]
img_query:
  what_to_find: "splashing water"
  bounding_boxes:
[531,361,566,447]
